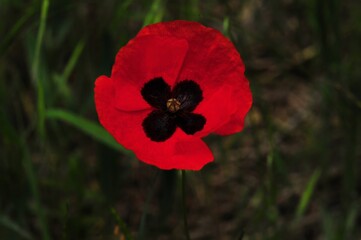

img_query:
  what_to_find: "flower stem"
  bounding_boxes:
[181,170,191,240]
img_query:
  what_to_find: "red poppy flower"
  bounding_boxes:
[94,20,252,170]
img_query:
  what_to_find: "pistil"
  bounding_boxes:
[167,98,181,113]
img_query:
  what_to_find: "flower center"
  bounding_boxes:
[166,98,181,113]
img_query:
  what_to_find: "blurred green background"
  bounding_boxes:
[1,0,360,239]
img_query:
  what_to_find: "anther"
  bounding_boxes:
[166,98,181,112]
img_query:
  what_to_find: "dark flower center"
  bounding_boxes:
[141,77,206,142]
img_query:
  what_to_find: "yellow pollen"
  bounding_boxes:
[166,98,181,112]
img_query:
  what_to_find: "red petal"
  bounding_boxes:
[192,70,251,137]
[137,20,245,89]
[215,77,253,135]
[95,75,213,170]
[137,21,251,135]
[112,35,189,111]
[136,130,214,170]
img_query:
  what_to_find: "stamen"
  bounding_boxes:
[167,98,181,113]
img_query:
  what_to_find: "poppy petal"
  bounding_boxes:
[135,130,214,170]
[215,111,246,135]
[141,77,171,110]
[215,78,253,135]
[142,110,177,142]
[136,21,250,135]
[95,77,213,170]
[136,20,245,93]
[113,35,189,111]
[94,75,119,135]
[193,70,250,136]
[172,80,203,112]
[95,75,148,149]
[176,112,206,135]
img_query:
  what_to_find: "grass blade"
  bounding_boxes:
[54,40,85,99]
[45,109,132,155]
[143,0,164,26]
[32,0,50,139]
[0,215,33,240]
[296,169,321,218]
[222,17,230,37]
[62,40,85,82]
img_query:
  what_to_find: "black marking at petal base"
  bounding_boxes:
[142,110,177,142]
[172,80,203,112]
[141,77,171,110]
[176,112,206,135]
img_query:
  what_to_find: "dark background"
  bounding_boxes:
[1,0,360,239]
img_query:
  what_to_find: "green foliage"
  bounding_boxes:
[46,108,132,155]
[32,0,49,140]
[296,169,321,218]
[143,0,165,26]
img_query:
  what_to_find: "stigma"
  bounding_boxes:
[166,98,181,113]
